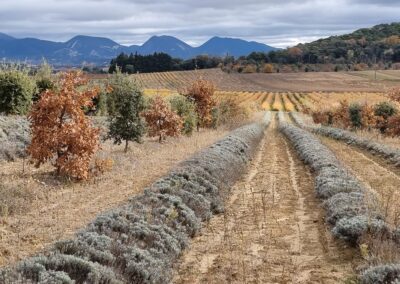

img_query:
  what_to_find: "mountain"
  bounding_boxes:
[0,38,64,60]
[136,35,194,58]
[0,33,278,65]
[60,35,130,63]
[0,33,14,41]
[198,36,276,57]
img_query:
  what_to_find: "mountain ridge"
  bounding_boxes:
[0,34,278,65]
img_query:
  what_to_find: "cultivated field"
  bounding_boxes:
[3,69,400,283]
[130,68,400,92]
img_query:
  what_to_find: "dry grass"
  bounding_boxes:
[0,128,230,267]
[354,129,400,149]
[318,136,400,227]
[304,91,388,112]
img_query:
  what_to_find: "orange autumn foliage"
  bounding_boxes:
[332,100,351,128]
[360,103,377,129]
[28,71,100,180]
[143,96,183,143]
[184,79,216,129]
[388,87,400,104]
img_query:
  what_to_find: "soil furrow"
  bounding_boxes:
[173,116,355,284]
[318,135,400,227]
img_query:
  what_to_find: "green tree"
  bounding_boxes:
[0,68,36,115]
[169,94,197,135]
[374,101,397,133]
[107,72,145,152]
[349,103,363,129]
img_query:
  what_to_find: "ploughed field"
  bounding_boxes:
[128,68,400,93]
[127,68,390,112]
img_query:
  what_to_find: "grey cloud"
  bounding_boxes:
[0,0,398,48]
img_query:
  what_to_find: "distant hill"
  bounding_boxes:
[0,33,15,41]
[288,22,400,65]
[0,34,278,65]
[230,22,400,73]
[197,36,274,57]
[135,35,194,59]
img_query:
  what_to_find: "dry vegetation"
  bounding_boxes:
[3,67,400,283]
[0,128,229,267]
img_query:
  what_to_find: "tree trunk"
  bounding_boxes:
[124,140,129,153]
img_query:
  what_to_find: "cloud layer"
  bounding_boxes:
[0,0,399,47]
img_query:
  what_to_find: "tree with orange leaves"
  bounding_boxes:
[388,87,400,103]
[27,71,100,180]
[332,100,351,128]
[143,96,183,143]
[183,79,216,130]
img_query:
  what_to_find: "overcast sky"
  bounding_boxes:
[0,0,399,48]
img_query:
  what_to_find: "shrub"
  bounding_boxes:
[0,68,35,115]
[34,61,55,102]
[169,94,197,136]
[360,104,377,130]
[241,65,257,73]
[35,78,55,101]
[107,72,145,152]
[332,216,388,244]
[92,89,108,116]
[354,63,368,71]
[311,110,333,125]
[386,114,400,137]
[349,103,363,129]
[0,116,30,161]
[332,100,350,128]
[374,101,397,119]
[143,96,183,143]
[360,264,400,284]
[28,71,100,180]
[388,87,400,103]
[374,102,397,133]
[211,98,249,129]
[183,79,216,130]
[262,63,274,73]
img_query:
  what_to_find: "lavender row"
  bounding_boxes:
[0,113,270,284]
[278,115,385,246]
[284,113,400,283]
[290,112,400,167]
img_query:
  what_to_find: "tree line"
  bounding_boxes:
[225,23,400,73]
[108,52,223,74]
[0,64,248,180]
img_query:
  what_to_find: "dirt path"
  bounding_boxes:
[173,116,356,284]
[318,135,400,226]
